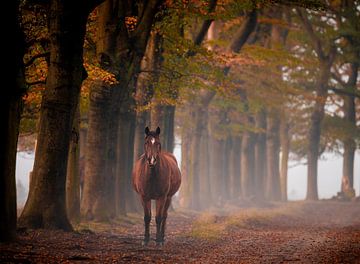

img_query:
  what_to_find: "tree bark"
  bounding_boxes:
[199,119,212,207]
[254,109,266,200]
[341,62,358,193]
[265,111,281,201]
[1,0,25,240]
[134,30,162,160]
[229,136,241,200]
[279,114,289,201]
[179,122,192,208]
[296,8,336,201]
[306,59,334,200]
[83,0,162,218]
[240,130,255,199]
[190,90,216,210]
[81,82,112,220]
[209,136,226,205]
[151,104,176,152]
[66,104,80,222]
[19,0,95,230]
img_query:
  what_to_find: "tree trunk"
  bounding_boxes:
[199,120,212,207]
[254,109,266,200]
[296,8,336,201]
[151,105,175,152]
[240,130,255,199]
[119,110,139,213]
[209,136,226,205]
[1,0,25,242]
[81,82,112,221]
[306,61,333,200]
[265,111,281,201]
[66,104,80,222]
[19,0,91,230]
[279,114,289,201]
[83,0,162,218]
[115,115,134,216]
[229,136,241,200]
[341,62,358,194]
[179,126,192,208]
[190,105,207,210]
[222,137,232,201]
[134,31,161,161]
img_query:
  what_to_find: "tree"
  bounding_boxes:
[81,0,163,219]
[66,105,81,222]
[296,7,336,200]
[133,30,162,163]
[19,0,102,230]
[0,0,26,242]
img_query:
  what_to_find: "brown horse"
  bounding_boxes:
[132,127,181,246]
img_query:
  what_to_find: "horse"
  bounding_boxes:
[132,126,181,246]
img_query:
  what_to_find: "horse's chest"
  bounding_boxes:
[142,174,168,199]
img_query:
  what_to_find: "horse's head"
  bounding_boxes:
[144,126,161,168]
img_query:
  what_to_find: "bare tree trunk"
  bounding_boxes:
[199,120,212,207]
[265,111,281,201]
[81,82,112,221]
[190,90,215,210]
[279,114,289,201]
[306,61,333,200]
[119,111,139,213]
[134,31,161,160]
[254,109,266,200]
[229,136,241,200]
[179,125,192,208]
[66,104,80,222]
[209,136,226,205]
[341,63,358,194]
[151,105,175,152]
[1,1,25,240]
[296,8,336,201]
[240,130,255,199]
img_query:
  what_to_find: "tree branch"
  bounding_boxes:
[229,7,257,53]
[26,80,46,86]
[296,8,325,60]
[331,72,346,87]
[193,0,218,46]
[185,0,218,57]
[134,0,164,50]
[24,52,50,67]
[328,86,360,99]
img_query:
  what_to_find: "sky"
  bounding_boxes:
[16,149,360,207]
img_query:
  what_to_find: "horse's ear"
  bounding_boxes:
[156,127,161,135]
[145,127,150,136]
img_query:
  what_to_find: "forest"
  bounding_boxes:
[2,0,360,262]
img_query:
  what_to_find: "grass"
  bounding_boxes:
[75,212,143,234]
[190,202,302,240]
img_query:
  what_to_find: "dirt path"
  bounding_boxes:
[1,201,360,263]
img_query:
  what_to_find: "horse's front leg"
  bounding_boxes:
[155,197,165,246]
[155,197,172,246]
[141,198,151,246]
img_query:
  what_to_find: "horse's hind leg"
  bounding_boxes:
[141,198,151,246]
[155,197,172,246]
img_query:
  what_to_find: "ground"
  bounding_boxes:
[1,201,360,263]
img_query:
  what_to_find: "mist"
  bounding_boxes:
[16,149,360,207]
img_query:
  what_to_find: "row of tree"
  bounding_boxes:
[2,0,359,242]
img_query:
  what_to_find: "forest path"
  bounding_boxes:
[1,201,360,263]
